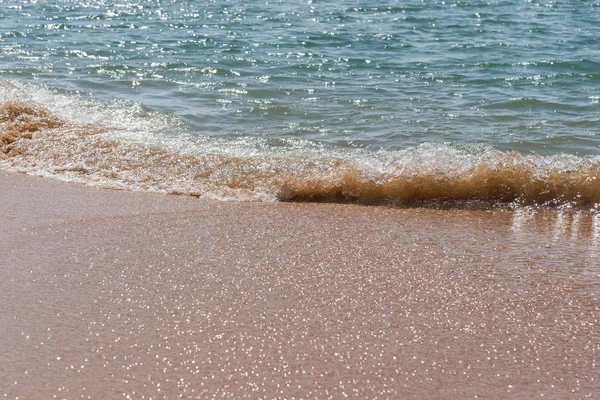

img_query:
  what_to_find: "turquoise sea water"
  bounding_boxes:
[1,0,600,206]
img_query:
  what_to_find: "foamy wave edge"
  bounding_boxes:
[2,81,600,210]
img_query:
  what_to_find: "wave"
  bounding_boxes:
[2,81,600,210]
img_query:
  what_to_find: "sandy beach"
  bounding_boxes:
[1,170,599,399]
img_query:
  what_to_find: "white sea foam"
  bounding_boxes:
[2,81,600,209]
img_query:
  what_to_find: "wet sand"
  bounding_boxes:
[1,170,599,399]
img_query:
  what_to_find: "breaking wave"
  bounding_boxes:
[2,81,600,209]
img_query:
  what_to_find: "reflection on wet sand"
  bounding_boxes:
[1,171,598,399]
[593,214,600,249]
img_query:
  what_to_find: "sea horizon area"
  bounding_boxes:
[1,169,598,398]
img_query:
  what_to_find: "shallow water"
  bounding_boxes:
[1,0,599,153]
[1,171,599,398]
[2,92,600,208]
[1,0,600,207]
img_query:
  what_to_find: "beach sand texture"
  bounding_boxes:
[1,170,599,398]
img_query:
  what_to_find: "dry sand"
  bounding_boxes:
[1,170,599,399]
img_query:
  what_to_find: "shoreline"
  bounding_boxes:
[3,96,600,210]
[1,170,598,398]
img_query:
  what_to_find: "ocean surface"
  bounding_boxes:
[1,0,600,207]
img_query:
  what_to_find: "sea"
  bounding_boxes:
[1,0,600,208]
